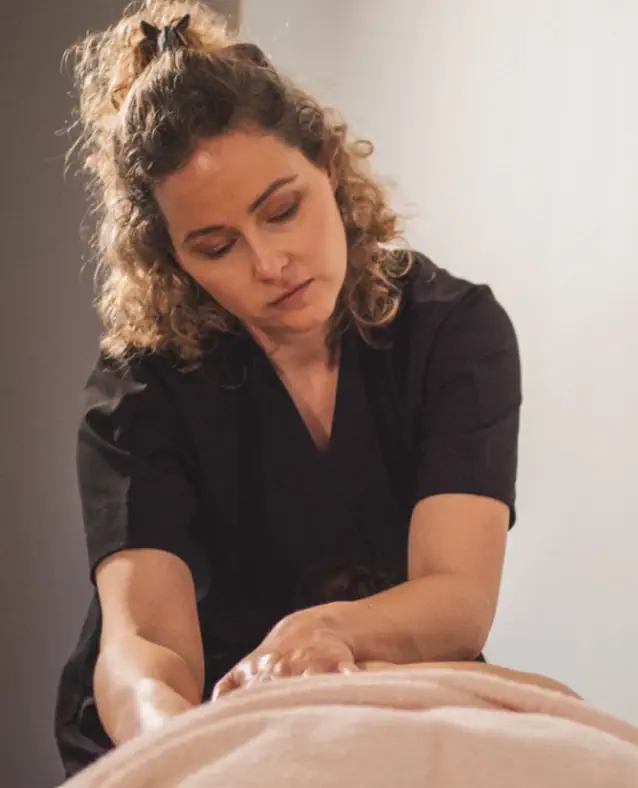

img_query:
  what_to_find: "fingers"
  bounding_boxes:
[211,670,239,702]
[212,650,358,701]
[337,660,359,674]
[212,652,278,702]
[273,651,351,678]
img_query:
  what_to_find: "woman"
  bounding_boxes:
[55,0,521,777]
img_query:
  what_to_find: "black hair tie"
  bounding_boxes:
[140,13,190,54]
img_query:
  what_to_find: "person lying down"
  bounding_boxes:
[60,658,638,788]
[60,568,638,788]
[363,657,580,696]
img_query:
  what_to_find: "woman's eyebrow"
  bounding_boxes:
[182,175,299,245]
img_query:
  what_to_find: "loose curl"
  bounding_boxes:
[64,0,412,365]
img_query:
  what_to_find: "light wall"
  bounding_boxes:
[243,0,638,722]
[241,0,343,101]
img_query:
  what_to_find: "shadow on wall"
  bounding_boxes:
[0,2,238,787]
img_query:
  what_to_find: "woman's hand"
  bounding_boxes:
[212,606,356,701]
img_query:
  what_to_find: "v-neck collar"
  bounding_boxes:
[239,324,410,588]
[247,327,352,459]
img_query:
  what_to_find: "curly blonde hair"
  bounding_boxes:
[64,0,412,365]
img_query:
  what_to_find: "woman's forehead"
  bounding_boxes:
[155,131,310,220]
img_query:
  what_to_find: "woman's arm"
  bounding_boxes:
[94,548,205,745]
[214,287,522,699]
[324,493,509,664]
[323,283,520,666]
[213,494,509,699]
[323,287,521,667]
[361,660,581,699]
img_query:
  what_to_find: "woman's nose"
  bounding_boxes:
[250,239,288,280]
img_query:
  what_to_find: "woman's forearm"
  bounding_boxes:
[94,634,202,745]
[325,572,495,665]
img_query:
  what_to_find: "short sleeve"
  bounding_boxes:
[77,354,201,582]
[412,286,522,525]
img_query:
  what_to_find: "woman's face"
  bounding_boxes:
[155,130,348,343]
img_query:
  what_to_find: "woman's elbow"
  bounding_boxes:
[449,584,497,661]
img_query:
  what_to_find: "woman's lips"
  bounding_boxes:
[268,279,314,308]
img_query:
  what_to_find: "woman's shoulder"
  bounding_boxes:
[80,338,249,455]
[86,332,248,394]
[395,250,515,338]
[377,250,518,388]
[82,349,193,406]
[400,250,489,312]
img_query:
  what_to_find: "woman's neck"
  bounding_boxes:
[250,324,335,374]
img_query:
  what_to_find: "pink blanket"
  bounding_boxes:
[62,668,638,787]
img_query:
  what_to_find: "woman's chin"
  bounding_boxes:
[246,286,342,343]
[266,300,337,336]
[265,318,327,342]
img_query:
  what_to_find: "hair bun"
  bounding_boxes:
[225,42,271,68]
[296,564,393,607]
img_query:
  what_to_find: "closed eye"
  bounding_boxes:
[268,200,301,224]
[198,199,302,260]
[200,240,236,260]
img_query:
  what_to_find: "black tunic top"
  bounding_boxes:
[55,254,522,776]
